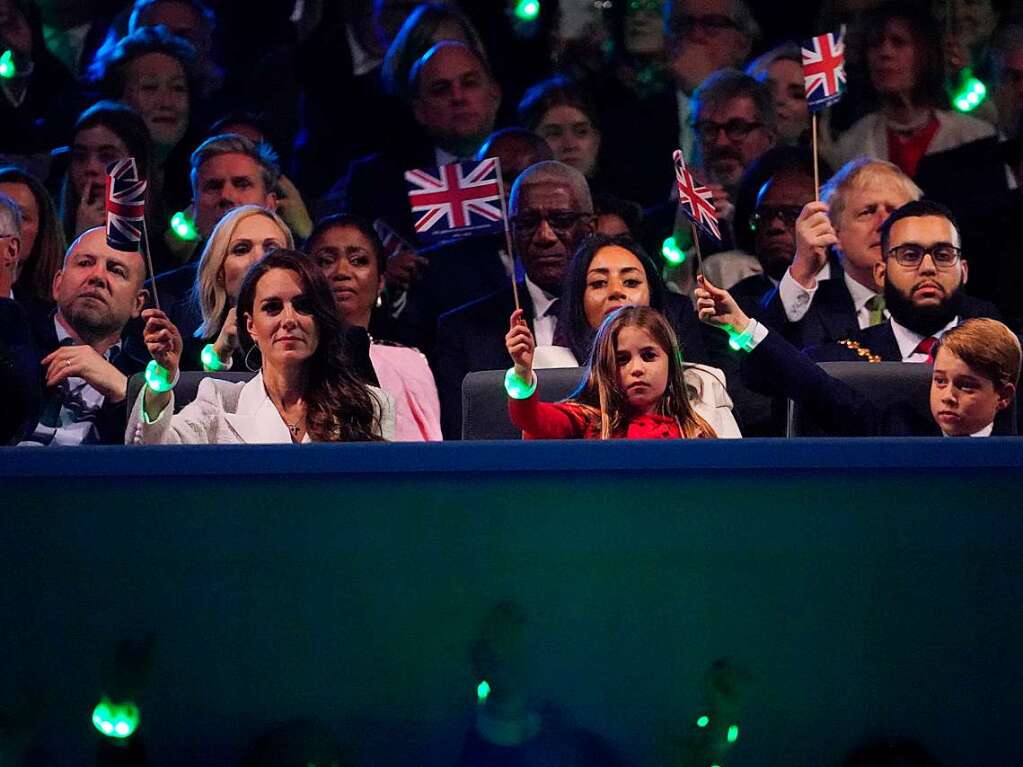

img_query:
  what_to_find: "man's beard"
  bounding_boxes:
[883,278,965,337]
[64,301,123,345]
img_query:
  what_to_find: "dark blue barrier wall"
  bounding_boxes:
[2,439,1022,766]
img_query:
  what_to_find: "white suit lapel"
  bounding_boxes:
[222,373,293,444]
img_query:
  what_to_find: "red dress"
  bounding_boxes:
[508,393,683,439]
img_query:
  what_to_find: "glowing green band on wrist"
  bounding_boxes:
[92,697,139,739]
[145,360,179,392]
[514,0,540,21]
[504,367,537,399]
[200,343,228,372]
[661,235,686,265]
[477,679,491,704]
[951,68,987,113]
[170,210,198,241]
[0,50,16,79]
[727,323,755,352]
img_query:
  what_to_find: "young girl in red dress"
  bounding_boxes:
[504,305,717,439]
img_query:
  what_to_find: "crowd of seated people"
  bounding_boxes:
[2,0,1023,446]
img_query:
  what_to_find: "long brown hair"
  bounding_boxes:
[0,167,66,303]
[236,250,383,442]
[568,306,716,439]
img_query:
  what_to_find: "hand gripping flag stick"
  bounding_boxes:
[105,158,160,311]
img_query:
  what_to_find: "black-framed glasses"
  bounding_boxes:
[693,118,763,143]
[512,211,586,235]
[886,243,962,269]
[670,13,739,35]
[752,205,802,228]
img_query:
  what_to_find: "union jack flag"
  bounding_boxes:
[673,150,720,241]
[405,158,504,244]
[104,158,147,252]
[802,30,846,112]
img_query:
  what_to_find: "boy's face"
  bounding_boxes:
[929,347,1015,436]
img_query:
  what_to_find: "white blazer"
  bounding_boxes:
[683,364,742,439]
[126,373,395,444]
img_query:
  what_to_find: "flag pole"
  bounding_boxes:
[689,220,704,276]
[140,220,161,312]
[811,112,820,202]
[493,157,521,311]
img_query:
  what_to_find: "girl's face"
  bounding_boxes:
[70,125,131,199]
[220,215,288,302]
[122,52,189,150]
[311,225,383,329]
[245,267,319,369]
[536,104,600,178]
[867,19,918,98]
[584,245,650,330]
[765,59,808,142]
[0,182,38,267]
[615,325,669,416]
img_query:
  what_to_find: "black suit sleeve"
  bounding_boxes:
[432,312,470,440]
[742,331,882,436]
[0,300,41,444]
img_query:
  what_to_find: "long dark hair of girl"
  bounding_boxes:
[235,250,383,442]
[560,234,667,363]
[568,306,716,439]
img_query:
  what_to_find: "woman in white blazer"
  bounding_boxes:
[128,249,394,444]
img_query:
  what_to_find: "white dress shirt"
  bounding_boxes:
[525,277,558,347]
[777,263,837,322]
[890,317,959,362]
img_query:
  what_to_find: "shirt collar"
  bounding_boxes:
[843,271,878,312]
[434,146,463,167]
[890,315,959,360]
[941,422,994,438]
[524,276,558,319]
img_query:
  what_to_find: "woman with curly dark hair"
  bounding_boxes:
[128,249,393,443]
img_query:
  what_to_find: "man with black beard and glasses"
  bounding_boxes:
[804,200,1001,363]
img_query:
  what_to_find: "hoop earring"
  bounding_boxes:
[376,292,384,309]
[244,344,261,372]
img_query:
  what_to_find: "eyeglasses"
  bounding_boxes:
[693,118,763,143]
[626,0,662,12]
[886,243,962,269]
[512,211,586,235]
[752,205,802,228]
[670,13,739,35]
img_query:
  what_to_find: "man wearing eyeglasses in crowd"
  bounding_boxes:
[806,200,1001,363]
[597,0,758,207]
[431,161,596,438]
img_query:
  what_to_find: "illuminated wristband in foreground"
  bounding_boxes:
[92,697,140,739]
[144,360,180,392]
[200,343,232,372]
[504,367,537,399]
[727,323,756,353]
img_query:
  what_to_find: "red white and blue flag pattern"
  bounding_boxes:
[673,149,721,241]
[801,30,846,112]
[104,158,147,252]
[405,158,504,244]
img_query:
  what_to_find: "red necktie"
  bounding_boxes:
[913,336,938,363]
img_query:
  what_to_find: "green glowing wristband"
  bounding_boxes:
[504,367,537,399]
[200,343,232,372]
[144,360,179,392]
[170,210,198,241]
[727,323,755,352]
[0,50,16,79]
[514,0,540,21]
[477,679,491,704]
[661,235,686,265]
[92,697,140,739]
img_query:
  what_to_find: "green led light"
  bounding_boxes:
[727,724,739,743]
[145,360,174,392]
[951,69,987,113]
[504,367,537,399]
[661,235,686,265]
[477,680,491,703]
[696,715,710,728]
[200,343,225,371]
[0,50,15,79]
[92,698,139,740]
[514,0,540,20]
[170,210,198,241]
